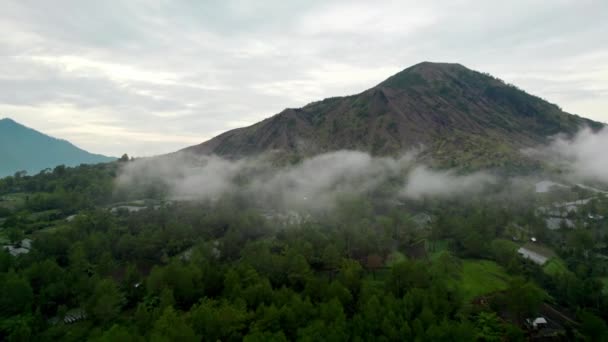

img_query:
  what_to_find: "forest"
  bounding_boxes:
[1,160,608,341]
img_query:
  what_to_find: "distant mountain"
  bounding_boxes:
[0,118,115,177]
[183,62,603,170]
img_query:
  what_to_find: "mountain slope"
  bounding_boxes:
[0,118,115,177]
[182,62,602,169]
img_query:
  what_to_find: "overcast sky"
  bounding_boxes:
[1,0,607,157]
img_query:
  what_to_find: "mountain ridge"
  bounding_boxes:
[0,118,115,177]
[182,62,603,169]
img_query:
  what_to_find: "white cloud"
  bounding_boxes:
[401,166,496,200]
[117,149,497,212]
[536,127,608,184]
[296,1,437,36]
[26,55,179,85]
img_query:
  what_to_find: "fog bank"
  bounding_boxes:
[526,126,608,184]
[116,150,498,211]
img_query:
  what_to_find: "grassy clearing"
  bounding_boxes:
[35,224,69,235]
[459,259,510,302]
[495,238,520,251]
[428,240,450,260]
[543,258,569,276]
[386,251,406,267]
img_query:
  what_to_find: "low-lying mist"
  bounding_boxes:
[116,126,608,213]
[525,126,608,184]
[116,150,495,212]
[401,166,495,200]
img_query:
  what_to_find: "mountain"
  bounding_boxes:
[0,118,115,177]
[182,62,603,170]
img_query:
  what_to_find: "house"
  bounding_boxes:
[110,205,148,213]
[63,309,87,324]
[518,246,549,265]
[526,317,548,329]
[49,308,87,325]
[3,238,33,256]
[4,246,29,257]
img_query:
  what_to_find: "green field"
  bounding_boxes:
[386,251,406,267]
[459,259,511,302]
[494,238,520,251]
[28,209,61,220]
[543,258,570,276]
[35,224,69,235]
[429,240,450,260]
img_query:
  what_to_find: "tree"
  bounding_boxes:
[461,230,486,257]
[0,249,12,273]
[326,281,353,308]
[474,312,504,342]
[388,260,431,297]
[337,259,363,297]
[244,331,288,342]
[189,299,249,341]
[134,303,156,335]
[7,227,24,246]
[86,278,125,324]
[13,170,27,179]
[579,311,608,341]
[0,272,33,317]
[0,315,32,342]
[122,263,142,305]
[150,306,198,342]
[502,277,546,321]
[490,239,517,266]
[298,299,348,341]
[146,262,203,308]
[568,229,594,258]
[321,244,341,270]
[94,324,143,342]
[286,251,312,290]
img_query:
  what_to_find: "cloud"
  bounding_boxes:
[295,2,437,36]
[248,151,415,211]
[116,150,501,213]
[116,154,247,201]
[401,166,496,200]
[533,127,608,184]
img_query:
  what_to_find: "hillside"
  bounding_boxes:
[0,118,115,177]
[183,62,602,169]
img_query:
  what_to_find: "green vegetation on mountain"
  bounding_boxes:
[184,62,602,170]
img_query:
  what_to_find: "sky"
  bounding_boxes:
[1,0,607,157]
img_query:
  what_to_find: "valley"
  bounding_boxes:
[1,153,608,340]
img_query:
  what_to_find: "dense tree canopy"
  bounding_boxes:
[0,163,607,340]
